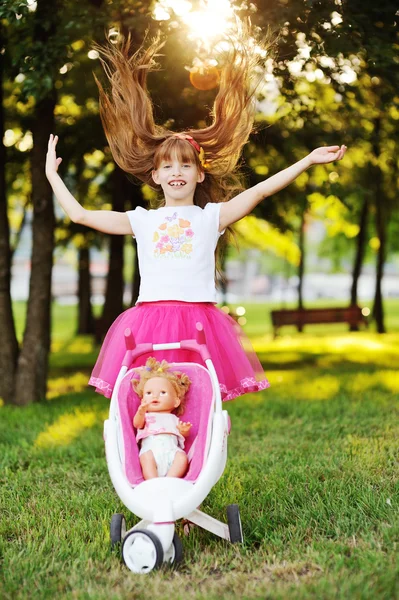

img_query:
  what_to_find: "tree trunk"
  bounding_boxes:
[74,155,94,335]
[14,94,56,405]
[374,198,386,334]
[349,197,369,330]
[77,246,95,334]
[0,24,19,403]
[297,209,306,332]
[371,118,386,334]
[96,167,127,341]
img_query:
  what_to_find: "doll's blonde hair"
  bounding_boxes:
[132,357,191,417]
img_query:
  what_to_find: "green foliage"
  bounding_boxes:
[245,0,399,276]
[0,1,29,22]
[234,215,300,266]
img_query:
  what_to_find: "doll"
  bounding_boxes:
[132,357,192,480]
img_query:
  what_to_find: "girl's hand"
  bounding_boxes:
[308,145,347,165]
[177,421,192,436]
[45,134,63,178]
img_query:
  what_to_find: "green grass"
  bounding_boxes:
[1,302,398,599]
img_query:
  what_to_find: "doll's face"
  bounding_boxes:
[142,377,180,413]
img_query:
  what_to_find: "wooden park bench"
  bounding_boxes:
[270,305,369,337]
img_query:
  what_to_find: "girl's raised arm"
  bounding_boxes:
[219,145,347,231]
[45,135,133,235]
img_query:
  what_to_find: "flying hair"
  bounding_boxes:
[93,22,272,209]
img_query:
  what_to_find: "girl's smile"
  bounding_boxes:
[168,179,186,187]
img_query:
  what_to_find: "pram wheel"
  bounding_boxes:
[122,529,164,574]
[110,513,126,549]
[164,533,183,567]
[227,504,243,544]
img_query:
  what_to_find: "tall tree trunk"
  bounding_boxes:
[0,24,19,403]
[374,198,386,334]
[349,197,369,330]
[14,94,56,404]
[96,167,127,341]
[77,246,95,334]
[371,118,386,334]
[297,209,306,332]
[74,156,94,335]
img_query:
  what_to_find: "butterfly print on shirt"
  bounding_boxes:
[153,215,194,258]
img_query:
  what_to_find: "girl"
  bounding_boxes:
[45,34,346,402]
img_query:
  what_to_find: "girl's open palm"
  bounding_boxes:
[309,145,347,165]
[45,134,62,177]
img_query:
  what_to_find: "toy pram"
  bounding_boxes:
[104,322,243,574]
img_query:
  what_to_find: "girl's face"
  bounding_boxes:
[142,377,180,413]
[152,158,205,206]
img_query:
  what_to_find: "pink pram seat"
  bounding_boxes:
[117,362,215,486]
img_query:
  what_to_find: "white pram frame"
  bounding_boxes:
[104,323,243,574]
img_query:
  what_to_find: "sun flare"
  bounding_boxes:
[153,0,236,44]
[183,1,235,42]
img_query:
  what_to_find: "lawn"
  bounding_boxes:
[1,301,398,599]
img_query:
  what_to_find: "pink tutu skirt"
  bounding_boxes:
[89,301,269,401]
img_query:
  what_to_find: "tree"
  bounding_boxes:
[0,15,20,404]
[251,0,398,331]
[1,0,110,404]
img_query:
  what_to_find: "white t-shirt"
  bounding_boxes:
[126,203,223,303]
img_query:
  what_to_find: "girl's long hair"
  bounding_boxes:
[94,25,270,274]
[94,25,270,206]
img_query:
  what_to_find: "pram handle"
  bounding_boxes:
[121,322,211,367]
[124,328,136,350]
[195,322,206,345]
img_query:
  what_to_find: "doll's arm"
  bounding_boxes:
[219,145,347,230]
[45,135,133,235]
[133,397,153,429]
[133,401,150,430]
[177,421,192,437]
